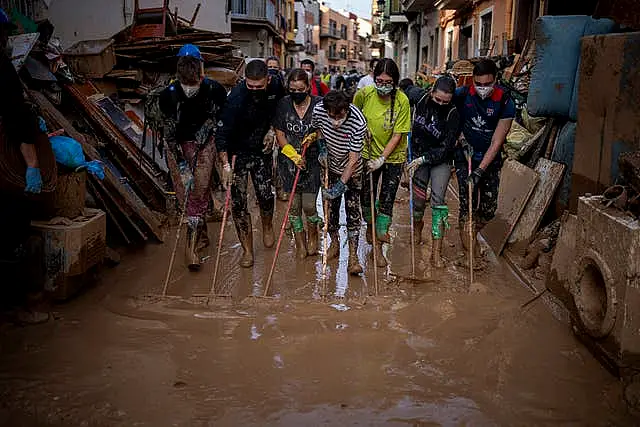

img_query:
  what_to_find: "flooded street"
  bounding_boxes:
[0,187,634,426]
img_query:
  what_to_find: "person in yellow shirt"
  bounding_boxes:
[353,58,411,267]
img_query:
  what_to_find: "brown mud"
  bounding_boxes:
[0,187,635,426]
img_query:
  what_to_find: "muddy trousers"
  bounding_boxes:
[327,171,362,235]
[454,155,501,226]
[166,139,216,221]
[361,163,402,238]
[289,192,322,229]
[231,152,275,233]
[412,162,451,221]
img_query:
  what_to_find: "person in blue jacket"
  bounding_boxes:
[216,59,285,268]
[454,59,514,262]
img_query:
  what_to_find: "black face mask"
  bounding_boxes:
[249,89,266,102]
[428,98,449,112]
[289,91,308,105]
[268,68,280,77]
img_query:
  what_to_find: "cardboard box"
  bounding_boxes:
[31,209,106,300]
[571,32,640,212]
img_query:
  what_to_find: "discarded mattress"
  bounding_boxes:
[528,16,615,119]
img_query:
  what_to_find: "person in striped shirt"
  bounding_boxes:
[310,91,367,275]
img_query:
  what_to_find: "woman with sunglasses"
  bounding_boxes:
[405,75,460,268]
[353,58,411,267]
[273,68,324,259]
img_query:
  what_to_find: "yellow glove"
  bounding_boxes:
[301,131,318,147]
[282,144,305,169]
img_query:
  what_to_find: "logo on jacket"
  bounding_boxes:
[471,115,486,129]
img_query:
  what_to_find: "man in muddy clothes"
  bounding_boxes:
[453,59,514,261]
[311,90,367,275]
[217,59,285,268]
[159,44,228,271]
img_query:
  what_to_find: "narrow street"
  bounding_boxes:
[0,187,633,426]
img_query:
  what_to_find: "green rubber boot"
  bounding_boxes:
[289,215,307,260]
[375,213,392,243]
[431,205,450,268]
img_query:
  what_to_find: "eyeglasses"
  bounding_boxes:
[375,79,394,87]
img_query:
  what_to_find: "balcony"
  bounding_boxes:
[230,0,278,32]
[402,0,468,12]
[320,27,341,39]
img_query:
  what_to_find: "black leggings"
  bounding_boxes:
[360,163,403,221]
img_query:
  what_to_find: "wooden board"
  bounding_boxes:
[508,158,566,246]
[481,159,539,255]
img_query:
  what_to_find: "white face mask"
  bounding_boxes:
[331,117,346,128]
[180,83,200,98]
[306,71,313,80]
[475,85,494,100]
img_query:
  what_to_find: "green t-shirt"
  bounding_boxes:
[353,85,411,163]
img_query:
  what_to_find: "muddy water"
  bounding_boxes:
[0,187,635,426]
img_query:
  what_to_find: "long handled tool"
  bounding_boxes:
[162,184,190,297]
[367,135,380,296]
[407,131,416,279]
[263,144,309,297]
[321,166,330,298]
[207,155,236,303]
[467,149,474,285]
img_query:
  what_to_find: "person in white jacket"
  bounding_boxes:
[357,58,379,90]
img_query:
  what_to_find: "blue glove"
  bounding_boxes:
[25,167,42,194]
[322,179,346,200]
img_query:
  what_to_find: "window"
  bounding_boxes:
[458,25,472,60]
[340,46,347,59]
[329,19,337,36]
[446,29,453,63]
[480,9,493,56]
[294,13,298,31]
[341,24,347,39]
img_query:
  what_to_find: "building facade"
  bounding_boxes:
[318,5,358,71]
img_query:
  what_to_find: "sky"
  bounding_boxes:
[323,0,373,20]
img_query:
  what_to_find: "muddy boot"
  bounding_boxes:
[373,241,387,268]
[375,213,392,243]
[431,237,444,268]
[185,223,201,271]
[261,214,275,248]
[198,221,210,251]
[430,206,449,268]
[290,216,307,260]
[414,218,424,245]
[347,232,363,275]
[306,216,322,256]
[327,232,340,260]
[236,217,254,268]
[365,223,373,244]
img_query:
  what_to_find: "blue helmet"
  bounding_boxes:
[0,8,10,24]
[177,44,203,61]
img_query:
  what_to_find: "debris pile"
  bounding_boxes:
[7,11,241,247]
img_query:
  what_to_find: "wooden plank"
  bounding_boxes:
[508,158,566,245]
[30,90,165,242]
[87,179,132,245]
[481,159,539,255]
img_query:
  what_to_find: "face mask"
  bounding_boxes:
[475,85,494,100]
[306,71,313,80]
[375,84,394,96]
[180,83,200,98]
[268,68,279,77]
[289,91,308,105]
[249,89,266,102]
[331,117,346,128]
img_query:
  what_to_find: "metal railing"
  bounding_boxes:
[231,0,278,28]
